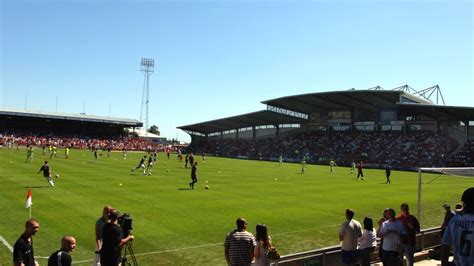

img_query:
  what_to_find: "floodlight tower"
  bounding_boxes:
[140,58,155,131]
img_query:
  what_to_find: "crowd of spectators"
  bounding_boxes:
[0,134,165,152]
[446,140,474,166]
[2,130,472,168]
[190,130,468,168]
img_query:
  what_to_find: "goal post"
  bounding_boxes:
[417,167,474,227]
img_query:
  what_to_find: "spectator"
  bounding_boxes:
[396,203,420,266]
[254,223,273,266]
[440,203,455,237]
[378,208,407,266]
[224,218,256,266]
[339,209,362,266]
[441,187,474,266]
[48,235,76,266]
[100,209,134,266]
[358,216,377,266]
[13,218,40,266]
[96,206,112,251]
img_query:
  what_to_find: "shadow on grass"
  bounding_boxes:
[177,188,191,190]
[25,185,51,188]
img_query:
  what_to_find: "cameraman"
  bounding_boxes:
[100,209,134,266]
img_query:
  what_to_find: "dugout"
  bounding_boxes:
[0,108,142,138]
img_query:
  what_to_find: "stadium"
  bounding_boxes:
[1,85,473,265]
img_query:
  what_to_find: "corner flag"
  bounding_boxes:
[26,189,32,208]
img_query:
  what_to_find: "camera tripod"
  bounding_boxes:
[121,241,138,266]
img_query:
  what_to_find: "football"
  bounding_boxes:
[55,174,60,178]
[205,185,209,189]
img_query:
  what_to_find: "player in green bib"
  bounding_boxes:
[300,158,306,174]
[26,145,34,163]
[329,160,337,173]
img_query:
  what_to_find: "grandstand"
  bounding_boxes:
[178,86,474,168]
[0,107,142,137]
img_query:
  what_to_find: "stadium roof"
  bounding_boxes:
[177,110,307,135]
[129,128,164,139]
[396,103,474,121]
[0,108,142,127]
[178,88,474,136]
[261,90,431,114]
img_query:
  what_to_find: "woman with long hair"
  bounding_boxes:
[358,216,377,266]
[254,223,272,266]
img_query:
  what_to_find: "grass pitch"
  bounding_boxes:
[0,148,469,265]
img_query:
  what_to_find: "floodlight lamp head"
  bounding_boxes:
[140,58,155,72]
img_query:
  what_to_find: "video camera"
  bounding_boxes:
[118,212,137,266]
[118,213,133,237]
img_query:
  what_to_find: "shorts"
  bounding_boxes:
[341,250,357,264]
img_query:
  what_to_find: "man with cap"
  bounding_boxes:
[441,187,474,266]
[440,203,455,237]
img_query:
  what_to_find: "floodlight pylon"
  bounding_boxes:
[139,58,154,131]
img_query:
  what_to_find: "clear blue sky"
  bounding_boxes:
[1,0,472,143]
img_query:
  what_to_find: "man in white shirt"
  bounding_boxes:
[378,208,407,266]
[339,209,362,266]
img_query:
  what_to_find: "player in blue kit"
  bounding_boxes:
[441,187,474,266]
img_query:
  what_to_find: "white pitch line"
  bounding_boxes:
[129,223,341,258]
[273,223,340,237]
[128,224,340,258]
[72,258,94,264]
[51,223,341,263]
[69,243,223,263]
[0,235,14,252]
[133,242,223,257]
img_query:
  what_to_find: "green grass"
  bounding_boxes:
[0,148,469,265]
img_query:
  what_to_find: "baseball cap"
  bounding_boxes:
[442,203,450,208]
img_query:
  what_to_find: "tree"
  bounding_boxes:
[147,125,160,135]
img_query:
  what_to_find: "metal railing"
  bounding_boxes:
[273,227,442,266]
